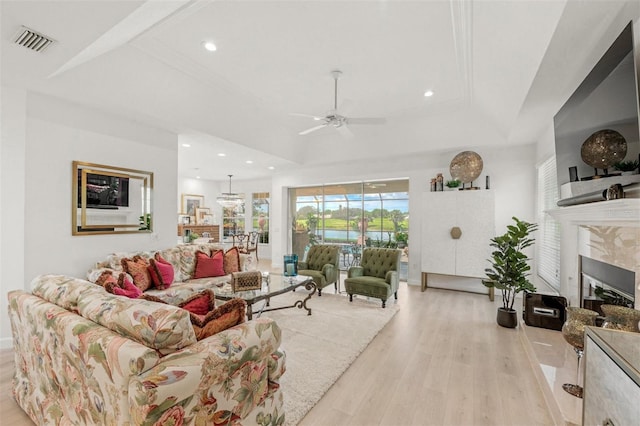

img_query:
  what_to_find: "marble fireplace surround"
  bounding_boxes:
[526,198,640,425]
[548,198,640,308]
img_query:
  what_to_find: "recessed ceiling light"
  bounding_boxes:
[182,143,191,147]
[424,90,434,97]
[217,153,226,157]
[202,41,217,52]
[196,176,201,179]
[246,160,253,164]
[268,166,275,170]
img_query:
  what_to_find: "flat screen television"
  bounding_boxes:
[78,171,130,209]
[554,21,640,200]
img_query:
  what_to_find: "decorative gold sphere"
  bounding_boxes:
[449,151,483,184]
[581,129,627,169]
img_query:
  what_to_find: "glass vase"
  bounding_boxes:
[561,307,598,399]
[601,305,640,333]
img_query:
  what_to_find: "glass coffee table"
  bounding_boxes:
[215,273,317,320]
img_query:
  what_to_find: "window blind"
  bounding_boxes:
[536,156,561,290]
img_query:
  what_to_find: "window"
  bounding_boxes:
[288,180,409,257]
[252,192,269,243]
[536,156,561,290]
[222,196,245,238]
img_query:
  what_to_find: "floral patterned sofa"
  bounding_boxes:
[8,274,286,425]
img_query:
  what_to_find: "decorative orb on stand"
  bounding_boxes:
[581,129,627,176]
[561,307,599,398]
[449,151,483,189]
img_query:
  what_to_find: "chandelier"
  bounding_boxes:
[216,174,243,207]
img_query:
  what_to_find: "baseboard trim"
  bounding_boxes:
[0,337,14,350]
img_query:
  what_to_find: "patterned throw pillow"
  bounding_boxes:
[140,290,244,340]
[193,250,225,278]
[190,298,246,341]
[121,255,152,292]
[223,246,241,274]
[148,254,175,290]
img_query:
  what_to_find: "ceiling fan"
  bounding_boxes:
[291,70,386,137]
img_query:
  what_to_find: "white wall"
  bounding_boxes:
[1,88,27,348]
[0,93,178,348]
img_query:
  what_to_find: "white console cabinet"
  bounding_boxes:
[421,190,495,299]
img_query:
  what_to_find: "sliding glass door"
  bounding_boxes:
[288,179,409,261]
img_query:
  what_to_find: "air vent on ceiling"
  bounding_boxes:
[13,26,55,52]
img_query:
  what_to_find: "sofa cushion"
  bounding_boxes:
[193,250,225,278]
[121,256,153,292]
[149,254,175,290]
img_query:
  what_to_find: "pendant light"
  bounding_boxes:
[216,175,243,207]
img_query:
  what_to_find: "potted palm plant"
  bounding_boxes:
[482,217,538,328]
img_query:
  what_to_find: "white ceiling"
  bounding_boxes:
[2,0,638,181]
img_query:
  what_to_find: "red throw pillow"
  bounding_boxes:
[193,250,225,278]
[149,254,175,290]
[179,290,215,316]
[121,256,152,292]
[111,275,143,298]
[223,247,241,274]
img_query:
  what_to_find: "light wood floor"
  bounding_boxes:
[0,271,554,425]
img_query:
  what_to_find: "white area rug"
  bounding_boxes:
[259,291,400,425]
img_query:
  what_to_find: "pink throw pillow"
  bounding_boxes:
[193,250,225,278]
[149,254,175,290]
[112,275,142,298]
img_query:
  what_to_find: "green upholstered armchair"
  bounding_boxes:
[344,247,401,308]
[297,244,340,296]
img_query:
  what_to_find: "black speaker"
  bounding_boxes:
[523,293,567,331]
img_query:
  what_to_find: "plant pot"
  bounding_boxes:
[497,307,518,328]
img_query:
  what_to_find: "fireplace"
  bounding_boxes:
[580,255,635,315]
[547,198,640,308]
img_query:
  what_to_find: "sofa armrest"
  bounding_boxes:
[385,270,399,290]
[322,263,338,283]
[128,317,285,425]
[347,266,364,278]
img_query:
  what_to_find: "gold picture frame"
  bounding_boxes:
[181,194,204,215]
[72,161,153,235]
[195,207,211,225]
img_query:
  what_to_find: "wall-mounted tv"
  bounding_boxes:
[77,171,130,209]
[554,21,640,200]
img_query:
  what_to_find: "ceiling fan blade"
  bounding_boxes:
[299,123,328,135]
[335,124,354,138]
[347,117,387,125]
[289,112,324,121]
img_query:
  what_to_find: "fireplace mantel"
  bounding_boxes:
[547,198,640,226]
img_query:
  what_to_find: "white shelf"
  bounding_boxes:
[546,198,640,226]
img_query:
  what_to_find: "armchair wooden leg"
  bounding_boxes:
[318,288,322,296]
[394,291,398,300]
[349,294,353,302]
[382,299,386,308]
